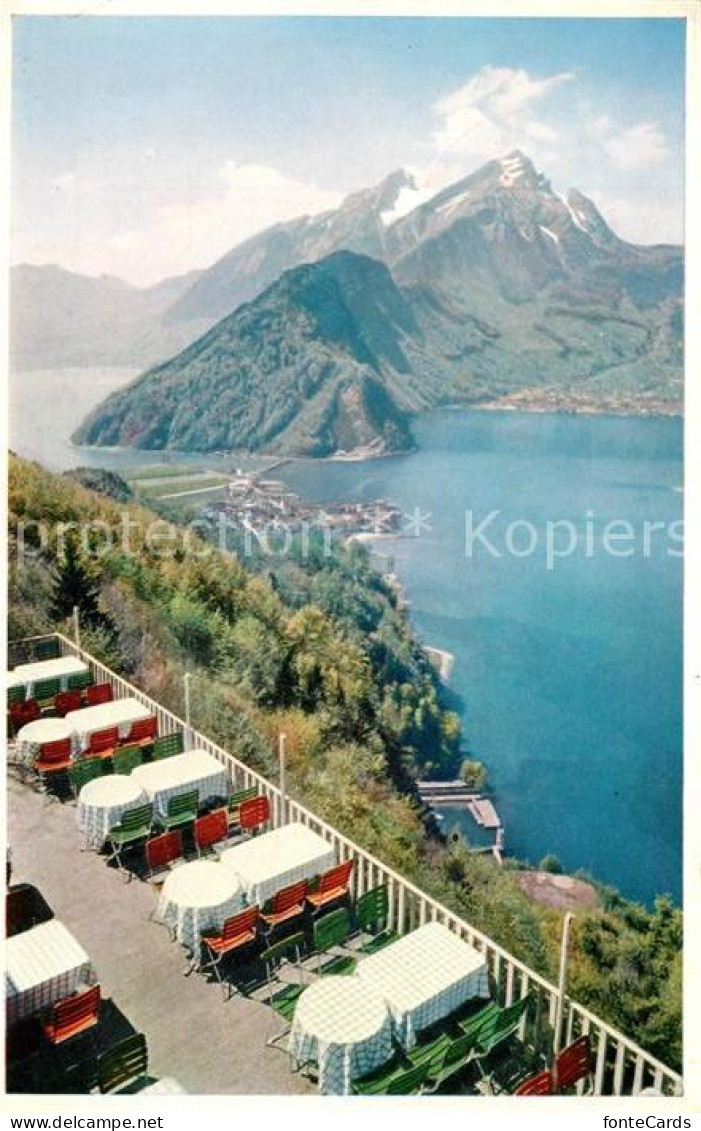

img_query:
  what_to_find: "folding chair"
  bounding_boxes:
[86,683,113,707]
[306,859,354,915]
[43,986,101,1045]
[126,716,158,749]
[33,677,61,711]
[194,808,230,857]
[355,884,398,954]
[237,795,270,839]
[97,1033,151,1094]
[260,880,309,936]
[151,731,184,761]
[112,744,143,775]
[261,931,307,1048]
[200,906,261,1000]
[311,907,357,975]
[156,789,199,832]
[554,1034,593,1094]
[87,725,119,761]
[68,756,104,797]
[35,737,73,794]
[54,689,83,717]
[106,803,154,878]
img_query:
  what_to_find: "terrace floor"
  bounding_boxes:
[7,775,314,1095]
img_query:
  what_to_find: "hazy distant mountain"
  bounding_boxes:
[10,263,208,370]
[165,169,418,324]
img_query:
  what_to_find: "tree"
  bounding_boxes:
[50,531,105,629]
[460,759,487,791]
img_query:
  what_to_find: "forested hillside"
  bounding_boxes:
[7,454,681,1070]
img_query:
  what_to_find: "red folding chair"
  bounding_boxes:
[88,726,119,760]
[554,1035,593,1093]
[194,809,229,857]
[43,985,101,1045]
[261,880,309,935]
[306,859,354,914]
[35,738,73,791]
[86,683,113,707]
[515,1070,555,1095]
[11,699,41,733]
[200,907,260,999]
[126,716,158,747]
[146,830,184,883]
[54,689,83,717]
[238,795,270,838]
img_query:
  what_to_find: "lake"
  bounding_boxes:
[9,368,683,905]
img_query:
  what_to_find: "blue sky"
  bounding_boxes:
[12,16,686,285]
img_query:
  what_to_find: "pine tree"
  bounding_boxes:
[50,531,104,628]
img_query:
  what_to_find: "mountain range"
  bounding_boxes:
[20,151,684,456]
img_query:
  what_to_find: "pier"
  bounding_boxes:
[418,780,504,863]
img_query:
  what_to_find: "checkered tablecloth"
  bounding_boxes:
[156,860,244,954]
[15,717,75,767]
[6,919,96,1025]
[355,921,490,1048]
[219,822,336,908]
[77,774,149,849]
[66,698,152,754]
[130,749,228,819]
[8,657,89,698]
[289,976,394,1095]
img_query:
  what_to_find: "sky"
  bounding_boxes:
[11,15,686,287]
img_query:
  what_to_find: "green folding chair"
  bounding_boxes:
[33,638,60,661]
[312,907,357,975]
[151,732,184,761]
[156,789,199,832]
[351,1058,431,1096]
[8,685,26,708]
[69,756,104,797]
[67,670,93,692]
[112,744,144,775]
[98,1034,152,1094]
[355,884,398,955]
[34,677,61,709]
[459,994,533,1079]
[262,931,306,1049]
[420,1031,480,1093]
[106,803,154,877]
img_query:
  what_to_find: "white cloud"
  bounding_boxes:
[95,163,341,285]
[432,66,573,160]
[603,122,670,170]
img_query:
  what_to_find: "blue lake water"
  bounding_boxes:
[9,369,683,905]
[280,411,683,906]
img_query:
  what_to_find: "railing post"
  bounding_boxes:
[279,732,287,826]
[183,671,192,749]
[72,606,81,652]
[553,912,574,1072]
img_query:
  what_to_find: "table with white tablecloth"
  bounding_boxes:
[219,822,336,908]
[77,774,149,849]
[65,697,152,754]
[8,656,89,698]
[15,717,75,767]
[130,749,228,819]
[6,919,96,1025]
[156,860,244,954]
[355,921,490,1048]
[289,976,394,1095]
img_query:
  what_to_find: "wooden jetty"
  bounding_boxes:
[417,780,504,863]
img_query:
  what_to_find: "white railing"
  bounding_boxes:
[12,632,683,1096]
